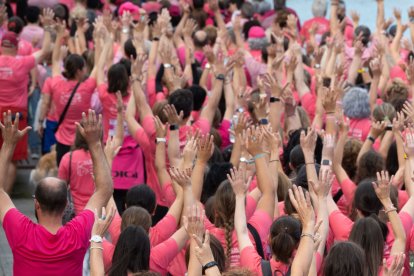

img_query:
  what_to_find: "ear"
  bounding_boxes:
[34,199,41,211]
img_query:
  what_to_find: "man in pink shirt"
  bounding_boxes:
[0,110,114,276]
[0,9,53,195]
[300,0,329,44]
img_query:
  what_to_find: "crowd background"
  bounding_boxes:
[1,0,414,275]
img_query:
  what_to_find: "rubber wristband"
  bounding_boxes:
[253,153,266,160]
[202,261,218,274]
[169,124,179,131]
[367,135,375,143]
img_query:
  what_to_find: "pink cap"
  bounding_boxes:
[168,5,180,17]
[1,31,18,48]
[141,2,161,14]
[119,2,140,20]
[248,26,266,39]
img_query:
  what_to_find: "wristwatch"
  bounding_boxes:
[169,124,179,131]
[163,63,172,69]
[259,118,269,125]
[270,97,280,103]
[89,235,103,243]
[156,137,166,144]
[215,74,225,81]
[205,63,211,70]
[321,159,332,166]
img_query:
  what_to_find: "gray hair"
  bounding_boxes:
[343,87,370,119]
[312,0,327,17]
[248,37,269,50]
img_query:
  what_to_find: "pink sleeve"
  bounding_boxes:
[57,153,69,181]
[23,55,36,71]
[162,182,176,207]
[42,78,52,95]
[176,46,186,68]
[151,214,178,246]
[409,228,414,252]
[339,178,357,204]
[3,208,31,247]
[192,118,211,135]
[102,240,115,272]
[245,194,257,221]
[146,75,157,107]
[133,127,151,150]
[142,115,156,141]
[248,210,273,242]
[108,212,122,245]
[239,246,261,275]
[300,92,316,120]
[97,83,107,99]
[66,210,95,245]
[398,191,409,210]
[329,210,353,241]
[217,119,231,149]
[150,237,180,274]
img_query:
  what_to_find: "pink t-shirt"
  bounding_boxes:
[42,77,59,121]
[103,235,179,275]
[205,210,272,268]
[3,208,94,276]
[51,76,97,145]
[108,212,177,247]
[58,149,94,214]
[240,245,322,276]
[0,55,35,109]
[329,210,413,275]
[20,25,44,49]
[17,40,34,56]
[217,119,231,150]
[300,17,330,43]
[97,84,131,142]
[348,118,371,141]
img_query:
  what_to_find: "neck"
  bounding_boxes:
[38,214,63,234]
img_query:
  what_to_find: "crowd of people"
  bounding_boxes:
[1,0,414,275]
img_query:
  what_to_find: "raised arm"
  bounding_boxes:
[290,186,316,276]
[356,121,386,165]
[131,54,153,120]
[373,171,406,255]
[33,8,54,64]
[81,110,114,212]
[192,135,214,201]
[0,112,31,221]
[51,21,65,77]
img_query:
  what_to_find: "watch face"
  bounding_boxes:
[322,160,330,166]
[240,157,247,162]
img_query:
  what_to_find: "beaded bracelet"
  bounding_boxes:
[300,233,315,241]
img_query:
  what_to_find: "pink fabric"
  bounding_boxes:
[206,210,272,267]
[108,212,178,249]
[217,119,231,150]
[134,121,168,207]
[0,55,35,109]
[42,77,59,121]
[28,0,58,8]
[331,177,350,215]
[20,25,44,49]
[241,245,322,276]
[300,17,330,43]
[58,149,94,214]
[348,118,371,141]
[52,77,97,145]
[3,208,94,276]
[17,40,34,56]
[103,234,180,275]
[301,92,316,121]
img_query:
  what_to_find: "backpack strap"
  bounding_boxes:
[333,189,343,203]
[54,81,82,133]
[285,265,292,276]
[261,260,272,276]
[247,222,265,259]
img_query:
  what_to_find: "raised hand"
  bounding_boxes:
[370,57,382,79]
[372,170,392,202]
[253,96,268,120]
[309,167,333,198]
[163,104,184,126]
[183,132,198,165]
[383,253,405,276]
[227,167,251,196]
[288,185,315,227]
[92,206,116,237]
[0,111,31,146]
[245,126,264,156]
[131,53,147,79]
[183,204,205,240]
[154,116,168,138]
[262,126,281,152]
[104,135,121,163]
[169,167,192,188]
[76,110,103,146]
[404,128,414,157]
[403,101,414,123]
[392,111,405,133]
[40,8,55,27]
[369,121,387,139]
[321,87,337,114]
[300,128,317,157]
[192,230,216,267]
[197,135,214,163]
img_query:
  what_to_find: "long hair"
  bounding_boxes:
[108,226,150,276]
[214,180,235,268]
[349,217,384,276]
[323,241,366,276]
